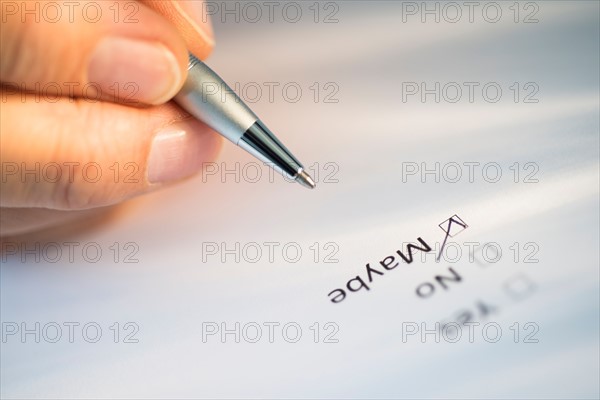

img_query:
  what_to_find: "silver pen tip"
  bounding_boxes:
[296,169,316,189]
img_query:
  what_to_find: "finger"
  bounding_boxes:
[0,91,222,210]
[140,0,214,60]
[0,206,105,237]
[0,0,189,105]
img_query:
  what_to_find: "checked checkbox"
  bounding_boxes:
[439,214,468,237]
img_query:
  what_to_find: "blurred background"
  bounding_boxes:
[1,1,599,398]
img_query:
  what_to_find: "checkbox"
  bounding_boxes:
[439,214,468,237]
[504,274,536,301]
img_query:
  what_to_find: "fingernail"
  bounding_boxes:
[147,120,217,184]
[175,0,215,45]
[88,37,182,105]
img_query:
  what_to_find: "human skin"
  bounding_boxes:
[0,0,222,236]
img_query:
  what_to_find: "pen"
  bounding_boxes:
[174,53,316,189]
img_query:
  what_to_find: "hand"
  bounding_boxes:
[0,0,221,237]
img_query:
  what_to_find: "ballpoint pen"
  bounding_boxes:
[174,53,316,189]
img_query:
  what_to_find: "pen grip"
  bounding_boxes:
[174,54,258,144]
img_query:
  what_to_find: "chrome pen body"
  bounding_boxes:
[174,53,315,189]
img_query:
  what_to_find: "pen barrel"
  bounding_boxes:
[175,54,307,183]
[174,55,258,144]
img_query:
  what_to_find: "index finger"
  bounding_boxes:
[140,0,214,60]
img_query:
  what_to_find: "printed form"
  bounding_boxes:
[1,2,599,398]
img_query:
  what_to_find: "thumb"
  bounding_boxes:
[0,93,222,210]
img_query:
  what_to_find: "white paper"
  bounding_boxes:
[1,2,599,398]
